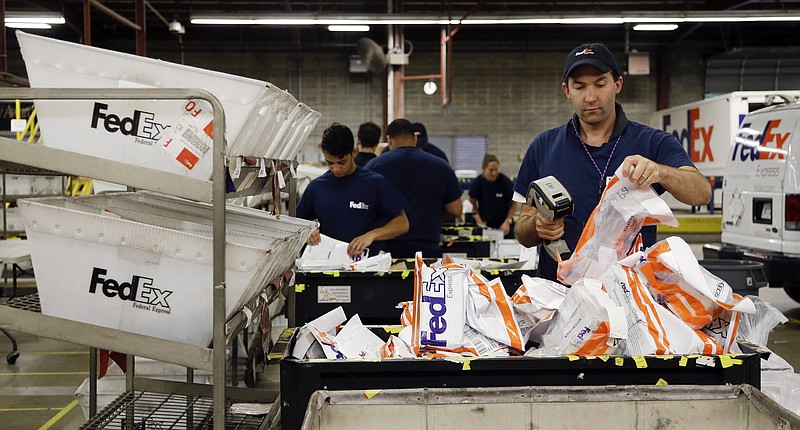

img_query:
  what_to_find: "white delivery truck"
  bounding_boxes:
[703,94,800,301]
[652,91,800,212]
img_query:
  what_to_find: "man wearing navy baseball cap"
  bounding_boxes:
[512,42,711,282]
[563,43,621,82]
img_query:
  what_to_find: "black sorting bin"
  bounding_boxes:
[439,238,492,257]
[277,327,763,430]
[699,259,768,296]
[289,258,533,326]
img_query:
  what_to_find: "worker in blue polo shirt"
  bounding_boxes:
[514,42,711,282]
[469,153,517,237]
[365,119,462,257]
[412,122,449,162]
[297,122,409,259]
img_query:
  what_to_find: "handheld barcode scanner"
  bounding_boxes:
[527,176,574,262]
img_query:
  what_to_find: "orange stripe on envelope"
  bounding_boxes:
[575,322,610,356]
[626,267,671,354]
[489,280,523,350]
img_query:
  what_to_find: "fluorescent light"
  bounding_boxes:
[633,24,678,31]
[4,13,64,29]
[190,12,800,26]
[6,16,65,24]
[328,25,370,32]
[5,22,52,29]
[191,16,456,25]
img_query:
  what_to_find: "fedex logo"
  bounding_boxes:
[421,271,448,347]
[89,267,173,311]
[349,201,369,210]
[662,107,714,163]
[731,120,789,161]
[90,102,169,141]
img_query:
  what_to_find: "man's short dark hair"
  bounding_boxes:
[386,118,415,138]
[357,122,381,149]
[320,122,354,158]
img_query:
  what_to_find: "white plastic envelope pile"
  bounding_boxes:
[290,165,783,359]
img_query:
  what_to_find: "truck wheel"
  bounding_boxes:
[783,287,800,304]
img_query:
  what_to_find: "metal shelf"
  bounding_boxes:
[0,88,234,429]
[0,296,214,371]
[80,391,275,430]
[0,136,215,203]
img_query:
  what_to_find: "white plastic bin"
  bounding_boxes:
[18,193,316,347]
[17,31,320,178]
[0,175,34,195]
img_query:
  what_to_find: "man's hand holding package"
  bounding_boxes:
[621,154,662,188]
[307,228,321,246]
[348,233,374,259]
[621,154,711,206]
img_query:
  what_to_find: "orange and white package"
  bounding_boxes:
[534,279,627,356]
[599,256,704,355]
[638,237,755,353]
[291,306,346,359]
[397,301,414,327]
[380,335,416,358]
[638,237,756,327]
[464,270,524,351]
[511,275,568,345]
[411,253,469,354]
[557,164,678,285]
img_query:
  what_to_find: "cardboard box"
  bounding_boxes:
[18,192,315,347]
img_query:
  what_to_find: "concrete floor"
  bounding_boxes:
[3,241,800,429]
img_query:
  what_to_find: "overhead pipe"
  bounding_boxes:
[399,1,483,109]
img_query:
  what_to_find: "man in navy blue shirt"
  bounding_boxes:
[354,121,381,167]
[365,119,463,257]
[297,123,409,258]
[412,122,449,162]
[514,43,711,282]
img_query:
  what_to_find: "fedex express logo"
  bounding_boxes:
[421,271,450,348]
[89,267,173,314]
[662,108,714,163]
[732,120,790,161]
[90,102,170,141]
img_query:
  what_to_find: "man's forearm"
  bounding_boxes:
[369,212,409,241]
[659,166,712,206]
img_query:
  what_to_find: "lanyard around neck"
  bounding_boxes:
[570,117,622,194]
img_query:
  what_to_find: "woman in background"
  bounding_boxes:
[469,154,517,237]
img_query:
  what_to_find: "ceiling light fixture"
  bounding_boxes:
[327,25,370,32]
[189,12,800,26]
[633,24,678,31]
[423,80,438,95]
[4,13,65,29]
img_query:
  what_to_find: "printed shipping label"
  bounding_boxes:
[318,285,352,303]
[158,99,214,172]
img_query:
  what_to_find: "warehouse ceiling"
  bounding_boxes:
[6,0,800,56]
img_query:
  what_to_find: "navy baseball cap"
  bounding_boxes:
[563,43,620,81]
[411,122,428,146]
